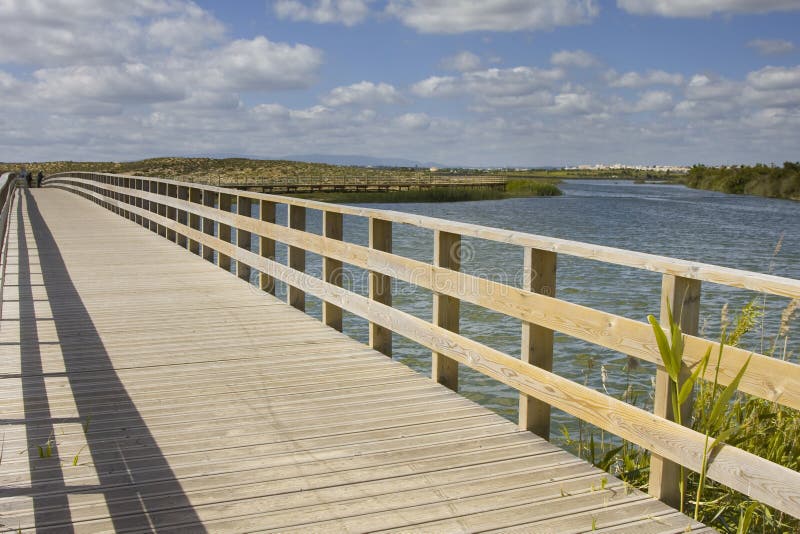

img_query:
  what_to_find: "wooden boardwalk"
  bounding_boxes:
[0,189,709,532]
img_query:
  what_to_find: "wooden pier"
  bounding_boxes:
[221,175,508,194]
[0,171,798,532]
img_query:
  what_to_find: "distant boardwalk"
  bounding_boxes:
[0,188,713,531]
[226,175,508,194]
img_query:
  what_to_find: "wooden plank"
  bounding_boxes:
[2,188,695,532]
[432,230,459,390]
[519,247,556,439]
[369,217,392,356]
[41,181,800,520]
[649,274,701,509]
[140,221,796,518]
[322,211,343,331]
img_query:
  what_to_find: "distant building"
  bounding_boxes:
[565,163,690,173]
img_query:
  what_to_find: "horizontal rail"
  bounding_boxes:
[44,172,800,519]
[54,176,800,409]
[48,172,800,298]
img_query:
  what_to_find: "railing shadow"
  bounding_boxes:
[16,190,205,532]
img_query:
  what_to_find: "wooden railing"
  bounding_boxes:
[0,172,20,319]
[44,171,800,518]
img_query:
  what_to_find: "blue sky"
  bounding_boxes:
[1,1,799,166]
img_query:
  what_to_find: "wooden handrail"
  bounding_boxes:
[43,171,800,519]
[0,172,21,321]
[47,171,800,298]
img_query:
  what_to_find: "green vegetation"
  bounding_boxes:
[562,298,799,533]
[302,179,561,203]
[1,157,437,184]
[1,157,563,202]
[683,162,800,200]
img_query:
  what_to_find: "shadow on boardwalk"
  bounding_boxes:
[10,190,205,532]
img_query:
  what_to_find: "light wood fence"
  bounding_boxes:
[44,171,800,518]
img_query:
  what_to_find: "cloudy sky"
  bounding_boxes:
[1,0,799,166]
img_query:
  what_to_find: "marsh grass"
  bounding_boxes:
[561,298,799,533]
[294,179,562,203]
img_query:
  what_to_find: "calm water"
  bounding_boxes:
[264,181,800,437]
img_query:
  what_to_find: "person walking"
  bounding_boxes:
[37,170,44,187]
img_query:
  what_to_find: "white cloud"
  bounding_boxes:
[0,70,23,94]
[550,49,598,68]
[747,39,795,55]
[394,112,431,130]
[673,99,735,120]
[199,37,322,92]
[147,5,226,52]
[439,51,482,72]
[746,65,800,91]
[742,66,800,108]
[630,90,673,112]
[608,69,684,87]
[385,0,598,33]
[33,63,184,105]
[617,0,800,17]
[322,81,402,106]
[0,0,200,65]
[413,67,564,102]
[548,87,599,115]
[411,76,459,97]
[685,74,739,100]
[469,91,553,110]
[274,0,372,26]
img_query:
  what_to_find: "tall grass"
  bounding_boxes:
[296,179,562,203]
[561,298,799,533]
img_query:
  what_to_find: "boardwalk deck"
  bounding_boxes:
[0,189,709,533]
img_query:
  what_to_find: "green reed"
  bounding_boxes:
[560,298,799,533]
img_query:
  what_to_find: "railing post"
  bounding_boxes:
[519,247,557,439]
[237,196,252,282]
[323,211,343,331]
[157,182,167,237]
[287,205,306,310]
[260,200,276,294]
[369,217,392,356]
[432,230,459,389]
[176,186,189,248]
[201,190,217,263]
[135,179,144,226]
[141,180,151,229]
[649,274,701,509]
[188,188,201,255]
[218,192,232,272]
[166,184,178,242]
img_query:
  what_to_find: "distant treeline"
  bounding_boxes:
[683,162,800,200]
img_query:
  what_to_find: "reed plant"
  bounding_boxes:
[560,298,799,533]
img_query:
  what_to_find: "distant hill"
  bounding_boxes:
[2,156,438,185]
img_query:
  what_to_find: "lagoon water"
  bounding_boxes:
[268,181,799,437]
